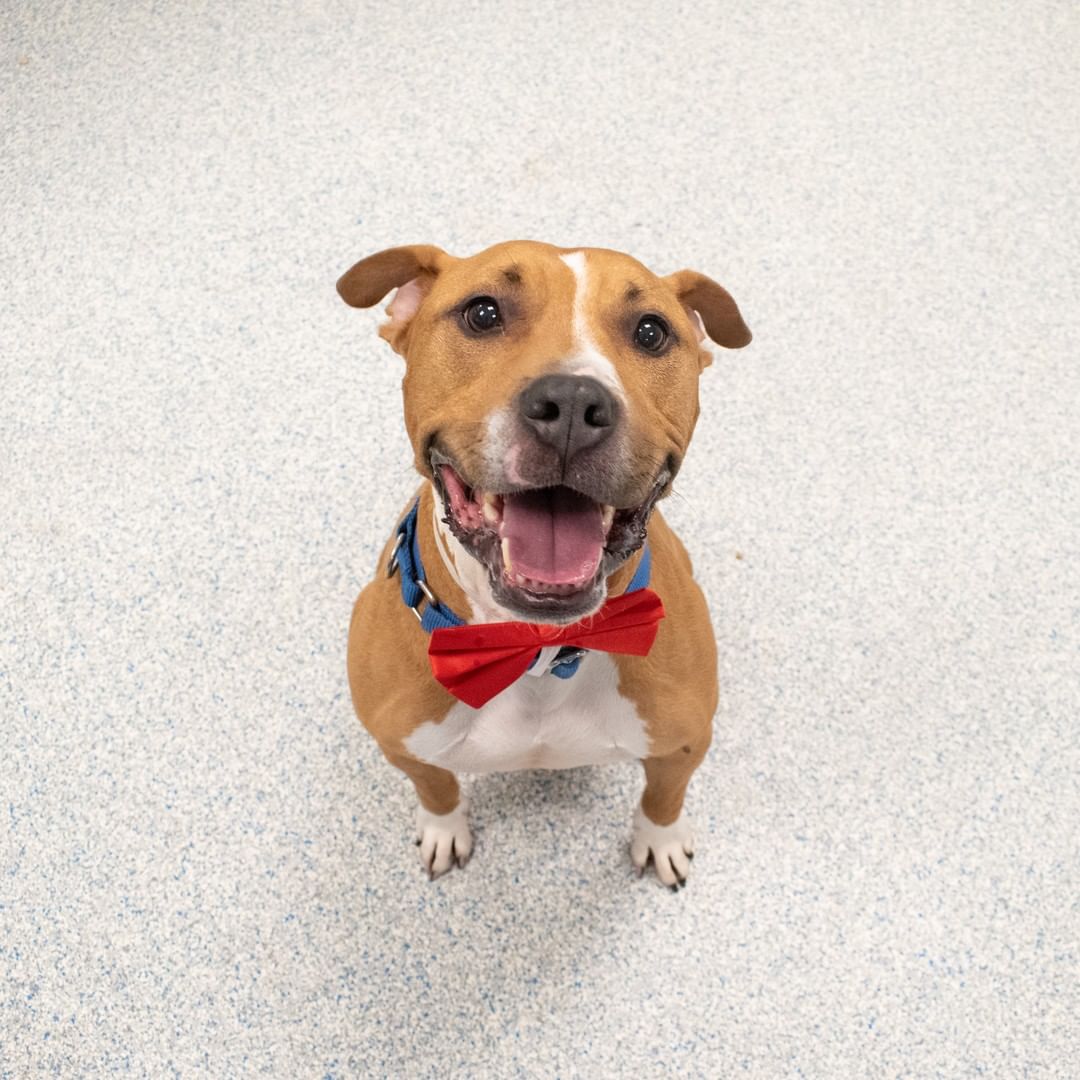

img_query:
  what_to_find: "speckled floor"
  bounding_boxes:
[3,2,1078,1076]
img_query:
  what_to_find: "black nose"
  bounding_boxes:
[518,374,617,462]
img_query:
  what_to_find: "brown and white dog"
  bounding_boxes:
[337,241,750,887]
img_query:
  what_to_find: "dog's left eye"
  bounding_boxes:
[634,314,669,353]
[463,296,502,333]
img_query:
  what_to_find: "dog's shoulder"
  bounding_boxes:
[614,509,719,754]
[346,489,458,749]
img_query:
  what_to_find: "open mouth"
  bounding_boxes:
[431,450,666,620]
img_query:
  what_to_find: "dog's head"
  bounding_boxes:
[338,240,750,622]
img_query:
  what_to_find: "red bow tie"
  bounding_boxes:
[427,588,665,708]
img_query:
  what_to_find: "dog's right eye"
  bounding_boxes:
[634,314,670,353]
[463,297,502,333]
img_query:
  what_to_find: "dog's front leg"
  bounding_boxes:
[632,738,708,889]
[384,748,472,879]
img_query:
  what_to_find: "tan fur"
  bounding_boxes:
[339,241,748,879]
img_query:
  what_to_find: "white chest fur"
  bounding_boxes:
[404,652,651,773]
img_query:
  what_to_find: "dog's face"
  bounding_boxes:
[338,240,750,622]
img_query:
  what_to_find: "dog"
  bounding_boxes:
[337,241,750,887]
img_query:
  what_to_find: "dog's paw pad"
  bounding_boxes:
[416,800,472,878]
[630,806,694,888]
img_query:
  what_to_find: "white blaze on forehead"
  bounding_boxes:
[559,251,627,401]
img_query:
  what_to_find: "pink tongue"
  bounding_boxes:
[500,488,605,585]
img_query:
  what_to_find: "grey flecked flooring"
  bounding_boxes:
[3,2,1078,1076]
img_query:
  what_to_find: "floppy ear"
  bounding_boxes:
[664,269,752,362]
[337,244,453,354]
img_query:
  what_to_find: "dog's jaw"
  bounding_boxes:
[428,450,670,625]
[429,488,520,625]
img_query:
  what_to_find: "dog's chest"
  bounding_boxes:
[404,652,650,773]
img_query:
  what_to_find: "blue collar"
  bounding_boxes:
[388,499,652,680]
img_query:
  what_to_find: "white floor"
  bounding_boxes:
[3,2,1078,1076]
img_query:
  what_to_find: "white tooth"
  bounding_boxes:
[601,504,615,531]
[501,537,513,571]
[483,494,500,524]
[515,572,527,586]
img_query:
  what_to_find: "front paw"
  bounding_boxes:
[415,799,473,879]
[630,805,694,889]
